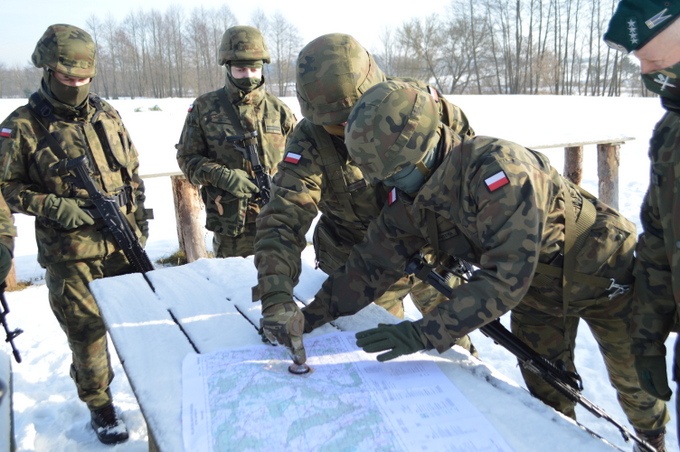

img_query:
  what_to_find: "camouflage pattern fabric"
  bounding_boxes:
[175,80,296,258]
[0,84,146,410]
[628,84,680,450]
[0,88,147,267]
[303,125,669,430]
[253,77,474,312]
[0,192,16,252]
[218,26,271,66]
[631,107,680,372]
[345,81,441,181]
[31,24,97,77]
[46,252,133,410]
[296,33,387,126]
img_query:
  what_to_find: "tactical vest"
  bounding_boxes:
[27,92,134,205]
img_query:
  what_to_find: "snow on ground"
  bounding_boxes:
[0,94,677,451]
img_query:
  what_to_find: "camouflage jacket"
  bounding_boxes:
[176,80,296,237]
[0,87,145,267]
[631,103,680,356]
[304,126,636,352]
[253,79,475,306]
[0,192,15,252]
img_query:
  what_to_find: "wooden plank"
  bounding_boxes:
[90,272,193,452]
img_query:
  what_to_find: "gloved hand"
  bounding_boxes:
[211,167,259,198]
[0,244,12,282]
[635,355,672,401]
[260,301,307,365]
[355,321,429,362]
[43,195,95,230]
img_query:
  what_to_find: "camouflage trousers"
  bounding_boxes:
[511,292,669,431]
[45,251,134,411]
[213,221,257,258]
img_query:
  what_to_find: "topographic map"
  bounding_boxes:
[182,332,514,452]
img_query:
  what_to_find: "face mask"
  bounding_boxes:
[322,124,346,137]
[383,147,437,195]
[228,72,262,93]
[47,71,91,107]
[642,60,680,103]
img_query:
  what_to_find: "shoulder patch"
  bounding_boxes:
[284,152,302,164]
[187,104,193,112]
[485,171,509,192]
[0,128,12,138]
[388,187,398,205]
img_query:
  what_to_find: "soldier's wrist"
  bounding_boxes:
[261,292,294,310]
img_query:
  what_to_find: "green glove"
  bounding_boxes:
[44,195,95,230]
[260,301,307,365]
[635,355,672,401]
[211,167,258,198]
[134,207,153,248]
[0,244,12,282]
[355,321,429,362]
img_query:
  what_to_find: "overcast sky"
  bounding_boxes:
[4,0,453,68]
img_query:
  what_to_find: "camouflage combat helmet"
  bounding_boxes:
[218,26,271,66]
[296,33,386,126]
[345,80,440,182]
[31,24,97,78]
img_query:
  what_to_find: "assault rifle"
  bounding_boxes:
[405,255,655,452]
[0,282,22,363]
[66,155,155,289]
[226,130,272,205]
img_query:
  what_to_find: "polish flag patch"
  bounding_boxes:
[0,128,11,138]
[485,170,509,192]
[187,104,193,112]
[284,152,302,164]
[388,188,398,205]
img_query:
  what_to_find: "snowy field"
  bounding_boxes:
[0,93,677,452]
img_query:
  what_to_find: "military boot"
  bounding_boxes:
[633,428,666,452]
[90,404,129,444]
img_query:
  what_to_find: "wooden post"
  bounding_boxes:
[171,176,208,263]
[4,261,16,291]
[563,146,583,186]
[597,143,620,210]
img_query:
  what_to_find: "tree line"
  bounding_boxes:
[0,0,651,100]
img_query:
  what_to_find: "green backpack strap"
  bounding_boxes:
[307,125,361,217]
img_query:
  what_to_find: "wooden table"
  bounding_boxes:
[89,252,624,452]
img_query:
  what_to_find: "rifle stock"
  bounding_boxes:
[405,255,655,452]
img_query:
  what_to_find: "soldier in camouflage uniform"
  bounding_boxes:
[176,26,296,258]
[255,34,477,363]
[0,193,16,283]
[298,80,670,447]
[0,24,153,444]
[605,2,680,450]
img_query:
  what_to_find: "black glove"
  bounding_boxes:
[355,321,429,362]
[635,355,672,401]
[260,301,306,365]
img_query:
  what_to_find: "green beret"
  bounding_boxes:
[604,1,680,53]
